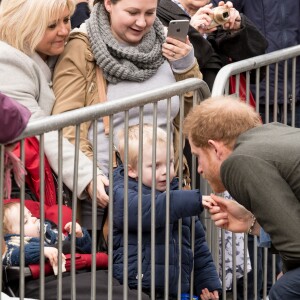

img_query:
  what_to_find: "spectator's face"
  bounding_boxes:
[104,0,157,46]
[36,7,71,60]
[189,139,226,193]
[8,205,40,238]
[137,144,175,192]
[179,0,210,14]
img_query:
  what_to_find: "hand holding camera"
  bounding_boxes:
[190,1,241,34]
[206,6,230,30]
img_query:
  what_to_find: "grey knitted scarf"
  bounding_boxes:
[86,3,166,84]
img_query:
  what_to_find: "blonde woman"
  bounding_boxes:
[0,0,109,220]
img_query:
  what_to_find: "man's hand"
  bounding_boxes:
[208,194,254,233]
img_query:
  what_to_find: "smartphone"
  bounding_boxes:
[167,20,190,43]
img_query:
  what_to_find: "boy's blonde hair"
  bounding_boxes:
[117,124,173,169]
[0,0,74,55]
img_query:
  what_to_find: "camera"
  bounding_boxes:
[206,6,230,29]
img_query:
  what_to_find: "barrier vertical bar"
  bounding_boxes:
[164,98,172,299]
[137,108,144,300]
[151,103,158,300]
[91,119,98,300]
[39,134,45,300]
[56,129,64,300]
[108,115,114,300]
[123,111,129,300]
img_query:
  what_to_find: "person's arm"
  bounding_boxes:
[204,194,261,235]
[170,45,203,179]
[64,222,92,253]
[162,35,202,81]
[52,35,96,162]
[163,35,203,122]
[207,14,268,61]
[0,45,102,199]
[156,0,214,68]
[52,35,109,206]
[164,37,203,176]
[3,238,43,266]
[207,1,268,61]
[221,154,300,255]
[0,48,48,120]
[74,227,92,253]
[113,180,202,232]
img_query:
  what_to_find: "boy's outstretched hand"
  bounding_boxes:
[202,195,217,209]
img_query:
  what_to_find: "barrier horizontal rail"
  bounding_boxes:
[212,44,300,97]
[13,78,209,141]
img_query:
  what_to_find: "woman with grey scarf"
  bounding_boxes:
[52,0,201,231]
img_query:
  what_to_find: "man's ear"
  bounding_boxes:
[208,140,223,160]
[128,165,138,179]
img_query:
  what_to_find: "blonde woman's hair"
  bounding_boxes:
[0,0,74,55]
[118,124,172,169]
[183,96,262,149]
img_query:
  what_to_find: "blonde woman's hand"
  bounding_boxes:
[87,174,109,208]
[162,36,193,61]
[44,247,65,268]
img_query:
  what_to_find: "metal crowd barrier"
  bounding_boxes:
[1,78,213,300]
[2,45,299,300]
[208,45,300,300]
[212,45,300,126]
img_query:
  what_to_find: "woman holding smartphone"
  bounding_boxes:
[52,0,202,232]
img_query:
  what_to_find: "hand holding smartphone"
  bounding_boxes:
[167,20,190,43]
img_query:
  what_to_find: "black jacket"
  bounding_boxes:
[112,166,222,297]
[71,2,90,29]
[212,0,300,104]
[157,0,268,89]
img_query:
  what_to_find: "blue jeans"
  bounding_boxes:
[269,266,300,300]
